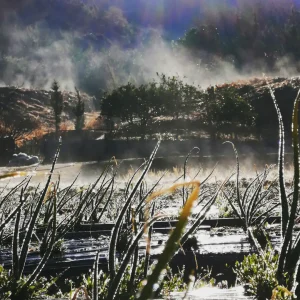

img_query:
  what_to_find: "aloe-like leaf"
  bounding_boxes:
[12,190,23,281]
[124,163,146,198]
[97,179,115,222]
[144,203,156,278]
[57,176,104,238]
[128,209,138,293]
[183,147,200,205]
[246,171,268,224]
[250,178,278,219]
[222,189,243,221]
[224,142,246,222]
[20,191,57,292]
[18,142,60,277]
[136,173,165,216]
[137,181,200,300]
[90,177,114,222]
[180,178,228,246]
[268,83,288,236]
[253,203,280,226]
[0,200,25,233]
[93,251,100,300]
[0,178,28,210]
[108,141,160,281]
[58,173,80,208]
[75,174,108,218]
[277,89,300,289]
[107,215,164,300]
[0,179,30,234]
[247,226,263,255]
[40,217,55,256]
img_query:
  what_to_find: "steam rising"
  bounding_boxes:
[1,21,300,92]
[2,41,76,90]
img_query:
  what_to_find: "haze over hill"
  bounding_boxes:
[1,0,300,96]
[2,1,300,36]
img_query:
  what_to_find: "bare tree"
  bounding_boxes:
[0,93,39,143]
[0,115,38,142]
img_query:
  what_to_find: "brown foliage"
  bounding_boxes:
[15,126,49,147]
[60,121,75,131]
[0,116,40,143]
[84,114,103,130]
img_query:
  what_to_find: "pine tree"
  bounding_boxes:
[73,87,85,130]
[50,80,64,138]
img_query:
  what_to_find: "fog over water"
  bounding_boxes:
[0,152,294,188]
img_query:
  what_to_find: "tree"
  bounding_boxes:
[101,83,135,123]
[50,80,64,137]
[178,3,300,70]
[201,86,256,139]
[157,74,204,138]
[73,87,85,130]
[101,82,162,138]
[134,82,162,138]
[101,83,135,137]
[100,75,206,139]
[158,74,203,120]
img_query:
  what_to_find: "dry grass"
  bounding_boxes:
[60,120,75,131]
[0,119,50,147]
[16,126,50,147]
[84,113,103,130]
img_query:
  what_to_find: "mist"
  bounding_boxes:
[1,20,300,94]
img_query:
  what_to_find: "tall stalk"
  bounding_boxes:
[137,181,200,300]
[18,143,61,277]
[268,85,289,237]
[276,89,300,292]
[183,147,200,205]
[108,142,160,281]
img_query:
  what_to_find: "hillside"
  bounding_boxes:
[3,0,299,38]
[0,86,96,132]
[221,76,300,140]
[1,76,299,144]
[2,1,300,145]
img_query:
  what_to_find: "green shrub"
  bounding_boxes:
[0,265,57,300]
[234,247,290,300]
[69,260,187,300]
[160,266,187,297]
